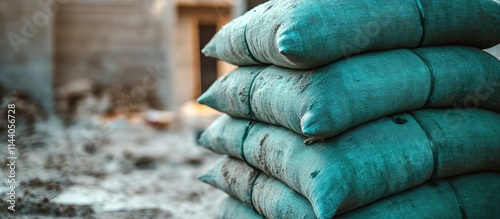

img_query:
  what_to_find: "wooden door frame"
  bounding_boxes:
[176,2,232,99]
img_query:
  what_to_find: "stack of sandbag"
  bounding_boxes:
[197,0,500,218]
[208,157,500,219]
[200,109,500,218]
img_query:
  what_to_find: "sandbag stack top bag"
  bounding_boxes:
[202,0,500,69]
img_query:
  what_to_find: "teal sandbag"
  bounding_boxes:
[203,157,317,218]
[200,157,314,218]
[217,197,263,219]
[199,46,500,139]
[206,158,500,219]
[202,0,500,69]
[198,109,500,219]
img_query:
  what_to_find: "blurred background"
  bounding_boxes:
[0,0,499,218]
[0,0,266,218]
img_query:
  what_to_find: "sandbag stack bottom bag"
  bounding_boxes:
[197,1,500,218]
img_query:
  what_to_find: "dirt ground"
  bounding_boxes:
[0,113,226,219]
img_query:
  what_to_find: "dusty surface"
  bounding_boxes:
[0,113,226,219]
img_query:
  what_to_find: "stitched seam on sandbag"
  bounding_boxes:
[240,121,255,165]
[249,171,263,215]
[244,24,265,64]
[246,68,266,119]
[409,49,435,106]
[414,0,427,46]
[240,68,266,165]
[408,112,439,183]
[446,180,468,219]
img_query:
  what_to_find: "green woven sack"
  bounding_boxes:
[206,158,500,219]
[217,198,263,219]
[198,109,500,219]
[203,0,500,69]
[204,157,316,218]
[199,46,500,140]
